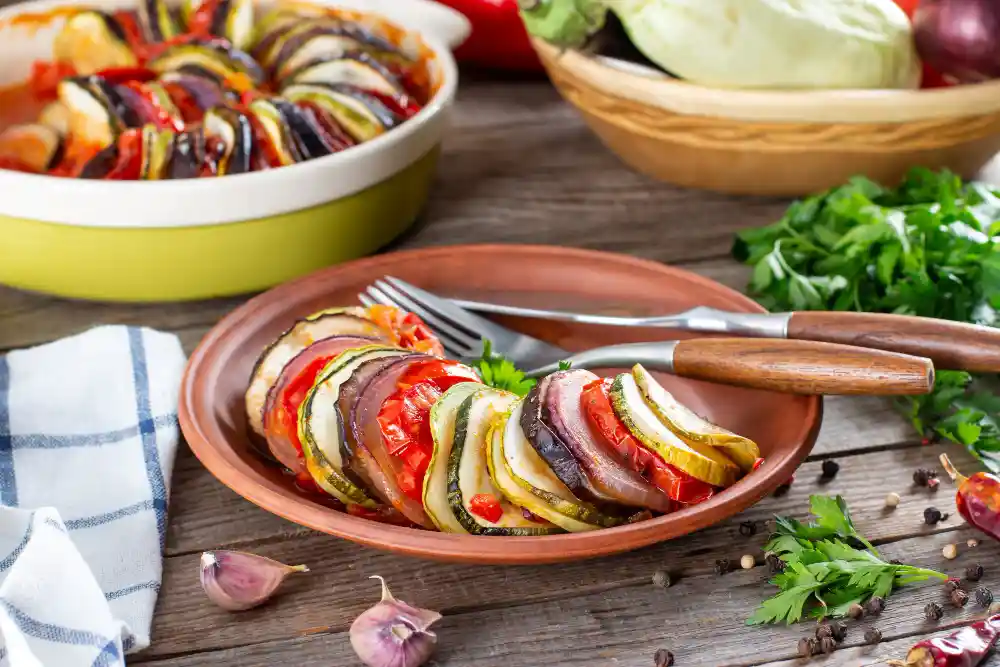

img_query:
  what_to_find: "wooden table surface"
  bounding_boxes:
[5,73,1000,667]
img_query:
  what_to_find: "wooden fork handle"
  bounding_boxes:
[671,338,934,396]
[787,311,1000,373]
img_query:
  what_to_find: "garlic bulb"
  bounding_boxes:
[199,550,308,611]
[350,575,442,667]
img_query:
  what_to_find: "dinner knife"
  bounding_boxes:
[448,299,1000,373]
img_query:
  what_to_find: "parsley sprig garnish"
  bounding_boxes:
[473,340,572,397]
[733,167,1000,473]
[747,495,946,625]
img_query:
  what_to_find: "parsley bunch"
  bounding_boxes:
[473,340,572,397]
[733,167,1000,472]
[748,495,946,625]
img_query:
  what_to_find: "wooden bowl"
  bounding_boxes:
[180,245,822,563]
[532,39,1000,197]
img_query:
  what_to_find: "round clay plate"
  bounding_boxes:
[180,244,822,564]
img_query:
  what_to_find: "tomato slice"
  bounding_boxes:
[469,493,504,523]
[362,89,422,119]
[366,304,444,356]
[188,0,224,38]
[29,60,76,101]
[376,359,480,501]
[103,129,143,180]
[95,66,157,85]
[0,157,36,173]
[581,379,715,505]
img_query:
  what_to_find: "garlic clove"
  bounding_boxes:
[351,575,441,667]
[199,550,308,611]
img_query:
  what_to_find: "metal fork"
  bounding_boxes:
[359,277,934,396]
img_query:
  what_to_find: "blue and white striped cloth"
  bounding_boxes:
[0,326,186,666]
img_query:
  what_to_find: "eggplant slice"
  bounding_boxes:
[53,10,137,75]
[78,143,119,179]
[270,24,404,83]
[149,41,265,87]
[168,129,205,179]
[138,0,181,43]
[247,99,301,166]
[272,98,333,160]
[0,124,63,172]
[159,71,231,112]
[202,106,253,175]
[281,83,398,142]
[283,52,405,97]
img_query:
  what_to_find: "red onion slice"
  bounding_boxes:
[351,356,436,528]
[261,335,378,474]
[546,370,674,513]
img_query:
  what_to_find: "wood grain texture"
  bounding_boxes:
[672,338,935,396]
[788,311,1000,373]
[138,530,998,667]
[146,445,978,660]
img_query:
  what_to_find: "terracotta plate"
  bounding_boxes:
[180,245,822,564]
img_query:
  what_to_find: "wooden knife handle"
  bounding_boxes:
[787,311,1000,373]
[672,338,934,395]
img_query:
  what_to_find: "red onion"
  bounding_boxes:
[914,0,1000,83]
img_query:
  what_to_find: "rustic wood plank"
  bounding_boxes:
[153,444,977,659]
[137,528,998,667]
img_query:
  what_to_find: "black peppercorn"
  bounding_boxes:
[715,558,731,575]
[739,520,756,537]
[966,563,985,582]
[797,637,814,658]
[951,589,970,608]
[924,601,944,621]
[865,596,885,616]
[815,624,833,640]
[847,603,865,619]
[976,587,994,608]
[819,636,836,655]
[945,579,963,593]
[765,552,785,573]
[924,507,943,525]
[654,648,674,667]
[830,621,847,643]
[820,459,840,480]
[913,468,937,486]
[864,628,882,645]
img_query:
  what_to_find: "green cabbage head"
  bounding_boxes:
[520,0,920,90]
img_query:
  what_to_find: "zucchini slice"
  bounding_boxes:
[299,345,409,506]
[202,106,253,175]
[149,41,265,87]
[281,83,398,142]
[284,53,405,97]
[58,77,124,148]
[610,373,739,487]
[139,124,175,179]
[247,98,301,165]
[438,388,557,535]
[632,365,760,472]
[422,382,482,533]
[38,103,71,137]
[0,124,63,172]
[490,404,623,532]
[245,312,390,436]
[53,10,137,75]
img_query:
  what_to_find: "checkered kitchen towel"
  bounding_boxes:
[0,326,186,666]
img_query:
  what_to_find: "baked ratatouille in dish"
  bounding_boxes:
[0,0,433,178]
[245,304,764,534]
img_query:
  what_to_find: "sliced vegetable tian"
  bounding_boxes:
[0,0,432,177]
[247,304,763,533]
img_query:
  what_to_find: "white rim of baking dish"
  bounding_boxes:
[0,0,468,228]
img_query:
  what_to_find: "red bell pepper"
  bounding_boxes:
[432,0,543,71]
